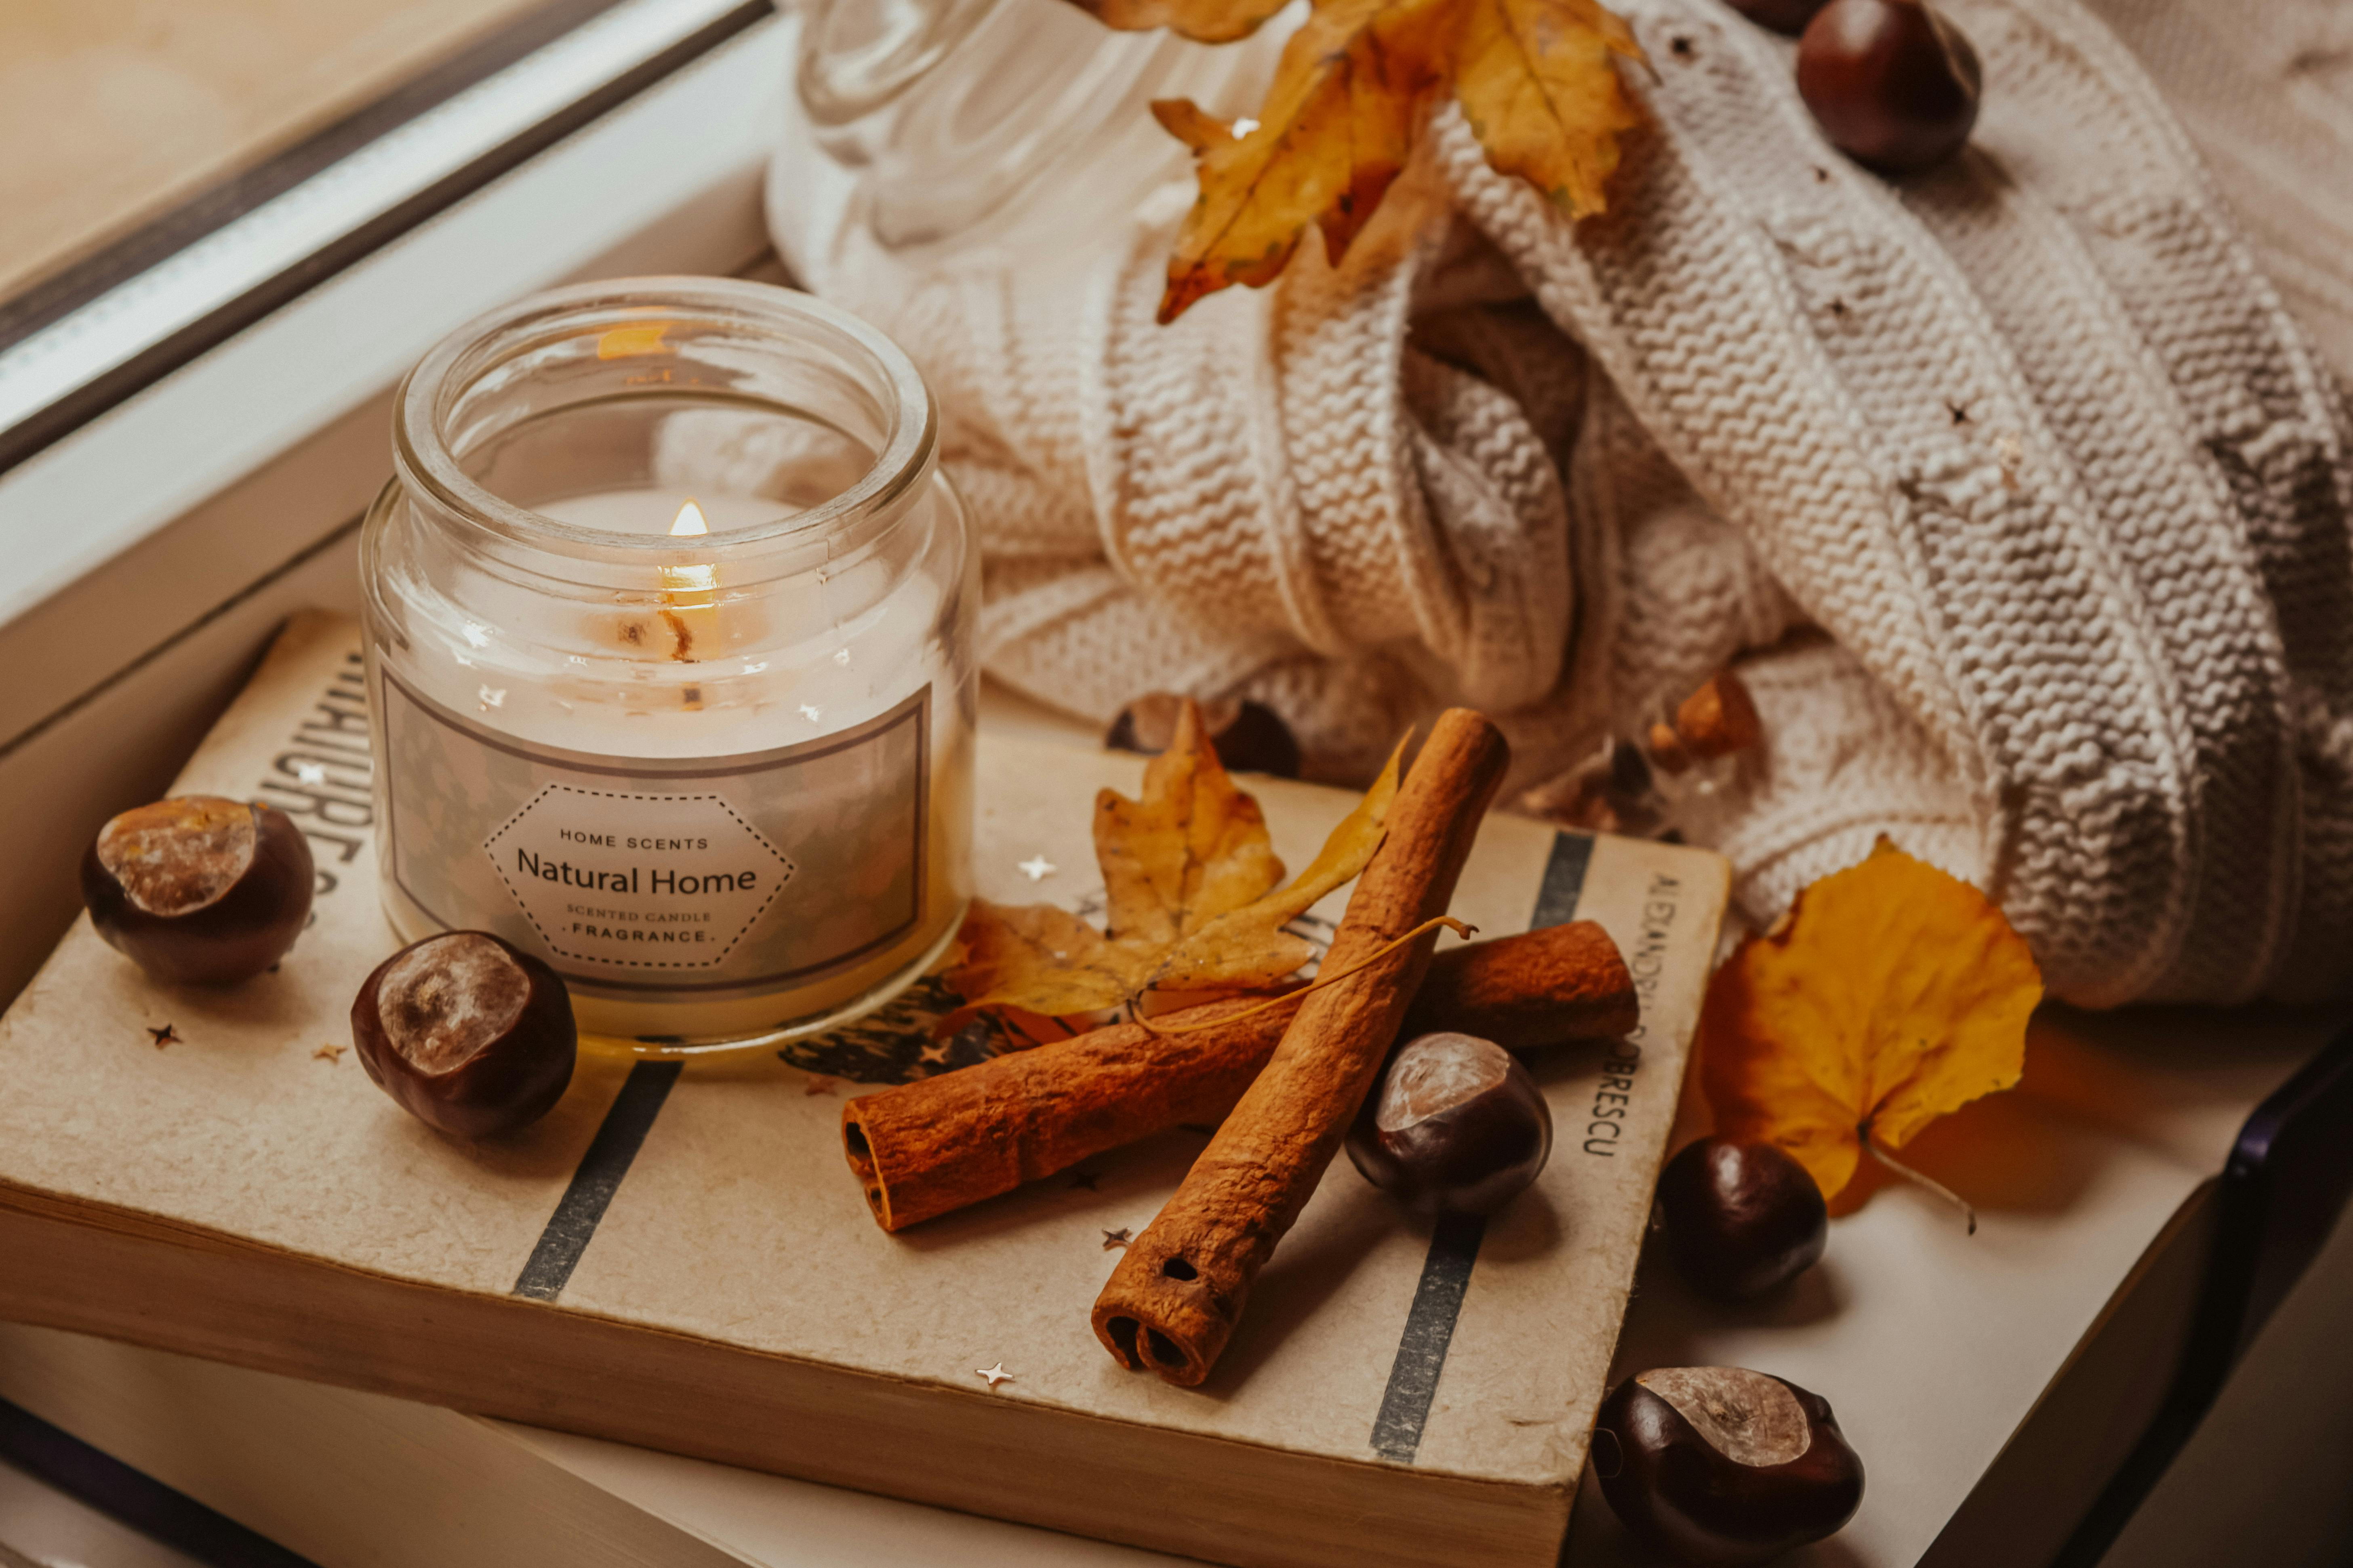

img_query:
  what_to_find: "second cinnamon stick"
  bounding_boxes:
[1092,709,1511,1386]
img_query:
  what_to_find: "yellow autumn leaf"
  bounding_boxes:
[942,900,1131,1022]
[1150,0,1458,324]
[1070,0,1644,320]
[1452,0,1644,219]
[1699,838,2044,1200]
[1094,700,1285,951]
[941,703,1402,1030]
[1157,737,1402,988]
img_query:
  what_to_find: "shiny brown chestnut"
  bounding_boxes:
[1726,0,1830,36]
[1797,0,1982,174]
[1346,1032,1552,1216]
[81,797,315,985]
[1106,692,1301,778]
[1593,1367,1864,1566]
[1656,1137,1828,1300]
[351,931,576,1139]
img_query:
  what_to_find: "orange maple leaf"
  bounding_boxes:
[942,701,1402,1031]
[1699,838,2043,1202]
[1072,0,1644,321]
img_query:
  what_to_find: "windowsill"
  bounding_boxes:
[0,7,791,755]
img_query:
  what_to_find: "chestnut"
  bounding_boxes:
[1106,692,1301,778]
[1346,1032,1552,1216]
[1797,0,1982,174]
[351,931,576,1138]
[1655,1137,1828,1300]
[81,796,315,985]
[1726,0,1829,36]
[1593,1367,1863,1566]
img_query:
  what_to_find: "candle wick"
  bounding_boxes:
[661,607,697,664]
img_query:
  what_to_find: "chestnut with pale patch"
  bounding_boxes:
[1638,1367,1812,1468]
[374,935,532,1074]
[1345,1031,1552,1217]
[1593,1366,1864,1567]
[351,931,577,1139]
[81,797,315,985]
[98,798,256,915]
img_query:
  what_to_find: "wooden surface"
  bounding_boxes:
[0,0,554,301]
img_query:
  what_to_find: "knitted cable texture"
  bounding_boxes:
[769,0,2353,1005]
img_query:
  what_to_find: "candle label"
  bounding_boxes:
[378,673,928,997]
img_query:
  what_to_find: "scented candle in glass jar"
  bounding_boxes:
[361,277,977,1056]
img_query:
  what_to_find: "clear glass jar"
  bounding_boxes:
[782,0,1287,263]
[361,277,977,1057]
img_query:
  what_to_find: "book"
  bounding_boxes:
[0,612,1728,1568]
[0,1316,1182,1568]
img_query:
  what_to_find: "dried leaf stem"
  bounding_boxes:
[1136,916,1475,1036]
[1865,1128,1977,1236]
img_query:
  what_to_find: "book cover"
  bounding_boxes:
[0,613,1728,1568]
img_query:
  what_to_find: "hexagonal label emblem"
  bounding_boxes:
[486,785,794,972]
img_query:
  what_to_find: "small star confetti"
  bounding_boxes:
[1067,1170,1102,1192]
[146,1024,180,1048]
[1102,1228,1132,1251]
[294,761,328,784]
[918,1039,953,1066]
[805,1074,840,1096]
[1018,855,1057,881]
[313,1043,345,1063]
[977,1362,1014,1388]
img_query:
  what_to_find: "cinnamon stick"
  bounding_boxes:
[1408,918,1635,1050]
[843,922,1634,1232]
[1092,709,1510,1386]
[846,992,1272,1235]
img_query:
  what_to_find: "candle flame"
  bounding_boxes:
[659,497,718,664]
[662,498,718,593]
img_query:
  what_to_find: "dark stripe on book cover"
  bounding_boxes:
[514,1060,681,1301]
[1368,1212,1486,1461]
[0,1396,321,1566]
[1530,829,1596,929]
[1368,830,1595,1462]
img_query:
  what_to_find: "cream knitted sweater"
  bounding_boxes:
[769,0,2353,1006]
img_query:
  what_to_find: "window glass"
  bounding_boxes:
[0,0,574,309]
